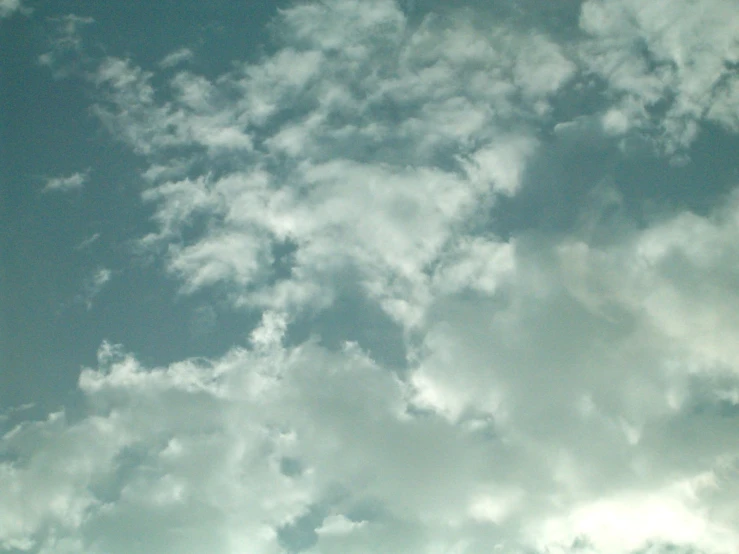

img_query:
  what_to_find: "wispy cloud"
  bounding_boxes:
[77,267,112,309]
[74,232,101,250]
[0,0,25,19]
[38,14,94,75]
[159,47,193,68]
[93,0,568,325]
[41,170,88,193]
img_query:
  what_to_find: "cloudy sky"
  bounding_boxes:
[2,0,739,552]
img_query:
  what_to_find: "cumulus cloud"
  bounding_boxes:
[408,210,739,552]
[12,0,739,553]
[5,236,739,552]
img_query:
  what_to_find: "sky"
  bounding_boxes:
[1,0,739,552]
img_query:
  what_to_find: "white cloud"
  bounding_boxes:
[316,514,367,536]
[7,239,739,552]
[460,136,538,196]
[20,0,739,553]
[77,267,112,309]
[0,0,22,19]
[0,335,414,553]
[514,34,577,100]
[534,474,737,554]
[558,191,739,372]
[431,236,516,296]
[159,48,193,68]
[38,15,94,74]
[75,233,101,250]
[86,0,574,331]
[578,0,739,153]
[0,410,127,551]
[406,183,739,550]
[42,171,88,193]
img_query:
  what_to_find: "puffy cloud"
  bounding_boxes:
[0,410,128,551]
[408,186,739,551]
[1,326,490,553]
[6,212,739,552]
[12,182,739,552]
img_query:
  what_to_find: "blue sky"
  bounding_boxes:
[2,0,739,553]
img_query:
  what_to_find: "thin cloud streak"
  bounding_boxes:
[41,170,88,193]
